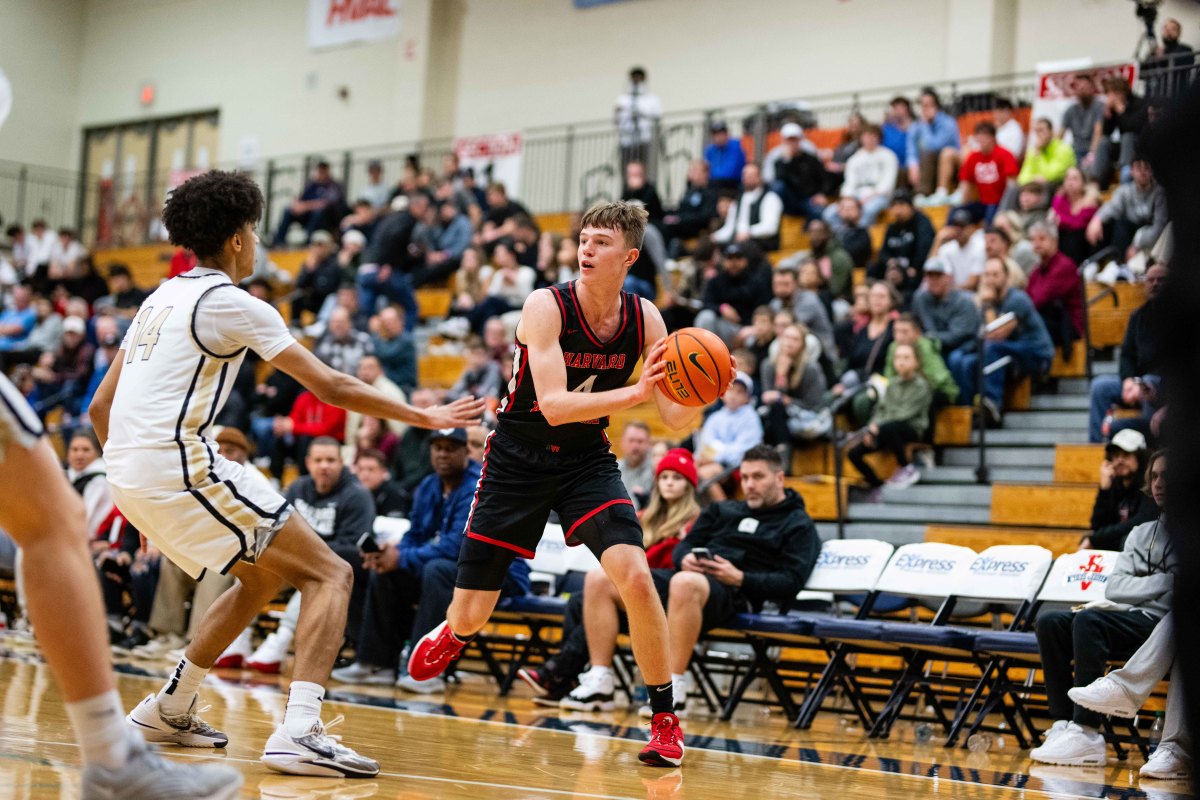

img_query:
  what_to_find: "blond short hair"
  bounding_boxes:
[580,200,648,250]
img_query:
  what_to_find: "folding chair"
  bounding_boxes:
[950,549,1122,749]
[714,539,895,721]
[794,542,977,730]
[865,545,1052,743]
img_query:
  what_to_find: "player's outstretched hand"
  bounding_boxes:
[424,396,486,429]
[635,338,669,402]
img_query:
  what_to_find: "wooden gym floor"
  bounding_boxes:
[0,639,1190,799]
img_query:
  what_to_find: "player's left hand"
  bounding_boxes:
[703,554,744,587]
[634,338,669,402]
[424,396,486,429]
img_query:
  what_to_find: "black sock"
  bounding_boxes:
[647,681,675,716]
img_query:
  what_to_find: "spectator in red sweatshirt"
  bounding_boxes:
[1026,221,1083,356]
[269,390,347,479]
[959,121,1019,224]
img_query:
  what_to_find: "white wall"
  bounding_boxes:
[1015,0,1200,71]
[73,0,434,168]
[0,0,86,169]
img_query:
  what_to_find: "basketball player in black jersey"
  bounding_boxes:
[409,201,709,766]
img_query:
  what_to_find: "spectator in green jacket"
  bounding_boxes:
[884,313,958,404]
[848,342,932,493]
[1018,118,1077,186]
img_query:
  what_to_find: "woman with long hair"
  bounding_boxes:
[1048,166,1100,264]
[638,448,702,568]
[759,323,831,460]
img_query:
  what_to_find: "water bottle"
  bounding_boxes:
[1148,711,1164,754]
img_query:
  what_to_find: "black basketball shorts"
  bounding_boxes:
[456,430,644,591]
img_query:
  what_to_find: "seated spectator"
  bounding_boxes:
[621,161,665,226]
[820,112,864,198]
[346,354,409,447]
[334,429,529,692]
[29,315,93,419]
[847,342,932,493]
[995,182,1051,268]
[63,256,110,309]
[92,264,148,321]
[1079,429,1158,552]
[868,189,935,296]
[507,214,542,269]
[704,121,747,192]
[768,124,827,220]
[1068,612,1190,780]
[830,124,897,228]
[13,296,65,365]
[622,199,667,300]
[1018,118,1076,187]
[5,223,28,274]
[483,316,512,362]
[833,283,870,358]
[884,312,958,406]
[694,372,763,499]
[568,445,818,715]
[480,182,532,244]
[948,258,1054,424]
[882,96,915,170]
[758,323,829,459]
[1026,222,1082,354]
[1088,262,1165,442]
[767,265,835,357]
[349,416,400,468]
[370,306,417,394]
[833,281,897,399]
[1048,166,1101,264]
[1086,157,1168,261]
[448,246,494,323]
[314,306,374,376]
[958,122,1019,223]
[713,163,783,252]
[806,217,854,302]
[662,160,720,249]
[0,283,38,352]
[273,160,346,246]
[1062,74,1106,180]
[269,391,347,478]
[616,421,655,509]
[934,206,986,291]
[982,226,1028,290]
[353,448,409,518]
[825,197,872,269]
[1098,76,1148,186]
[467,240,537,334]
[446,335,503,406]
[46,228,89,288]
[908,87,962,204]
[992,98,1026,162]
[695,242,771,348]
[290,231,341,324]
[358,159,392,213]
[798,258,837,325]
[1031,450,1173,768]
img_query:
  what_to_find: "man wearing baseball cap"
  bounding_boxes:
[704,120,747,193]
[910,255,980,357]
[768,123,827,221]
[694,371,763,501]
[933,205,986,291]
[868,189,936,295]
[1081,429,1159,551]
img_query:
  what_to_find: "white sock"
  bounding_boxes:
[588,664,612,678]
[157,656,208,716]
[283,681,325,738]
[671,672,686,685]
[66,690,130,770]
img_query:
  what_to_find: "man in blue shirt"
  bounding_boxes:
[0,284,37,352]
[948,258,1054,424]
[906,88,962,204]
[331,428,529,692]
[882,96,915,167]
[273,160,346,246]
[704,122,747,193]
[694,373,764,500]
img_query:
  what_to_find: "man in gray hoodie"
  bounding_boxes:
[1032,449,1175,767]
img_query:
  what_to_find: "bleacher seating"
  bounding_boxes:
[990,483,1095,528]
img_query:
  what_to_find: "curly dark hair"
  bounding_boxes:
[161,170,264,259]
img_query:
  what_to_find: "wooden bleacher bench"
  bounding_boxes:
[784,476,845,521]
[925,525,1086,558]
[418,354,466,389]
[415,288,452,320]
[1049,343,1088,379]
[1003,376,1032,411]
[1053,444,1105,484]
[534,212,574,236]
[932,405,973,446]
[93,244,174,288]
[990,483,1095,528]
[269,249,308,280]
[1087,281,1146,309]
[607,401,702,457]
[778,216,810,252]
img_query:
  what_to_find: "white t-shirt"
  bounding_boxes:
[997,119,1026,162]
[105,267,295,489]
[938,230,987,289]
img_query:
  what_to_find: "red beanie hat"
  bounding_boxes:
[656,448,698,488]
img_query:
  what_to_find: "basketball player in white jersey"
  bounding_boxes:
[87,170,484,777]
[0,372,244,799]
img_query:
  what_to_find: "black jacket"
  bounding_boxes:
[285,467,375,549]
[673,488,820,611]
[1119,301,1162,380]
[776,152,826,199]
[838,225,873,269]
[671,182,720,236]
[365,210,417,269]
[1091,480,1160,551]
[622,183,665,223]
[701,263,772,324]
[372,479,410,518]
[869,212,936,290]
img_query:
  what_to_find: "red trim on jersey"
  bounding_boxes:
[497,343,529,417]
[467,531,536,559]
[568,281,628,348]
[549,286,568,331]
[633,294,645,355]
[565,498,634,540]
[463,431,494,532]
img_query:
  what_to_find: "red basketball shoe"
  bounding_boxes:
[407,621,469,682]
[639,712,685,767]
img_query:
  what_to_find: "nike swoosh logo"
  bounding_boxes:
[688,352,716,385]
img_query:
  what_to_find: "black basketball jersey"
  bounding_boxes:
[497,281,645,451]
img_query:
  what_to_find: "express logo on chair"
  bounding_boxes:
[893,554,958,573]
[969,557,1030,575]
[816,552,872,569]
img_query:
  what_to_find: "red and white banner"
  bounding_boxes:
[455,132,523,198]
[1032,60,1138,142]
[308,0,403,50]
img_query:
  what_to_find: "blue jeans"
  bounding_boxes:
[823,194,890,229]
[1088,373,1159,443]
[623,275,657,301]
[948,340,1050,406]
[250,415,276,461]
[356,266,418,331]
[770,180,825,219]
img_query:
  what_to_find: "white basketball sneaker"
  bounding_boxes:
[81,728,242,800]
[559,667,616,712]
[261,715,380,778]
[126,693,229,748]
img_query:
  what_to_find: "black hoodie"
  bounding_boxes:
[673,488,820,611]
[285,467,375,549]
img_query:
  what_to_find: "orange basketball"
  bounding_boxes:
[656,327,735,407]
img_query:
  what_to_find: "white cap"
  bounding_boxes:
[781,122,803,140]
[732,371,754,394]
[1107,428,1147,453]
[343,229,367,248]
[63,316,86,335]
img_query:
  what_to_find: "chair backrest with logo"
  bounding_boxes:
[957,545,1054,603]
[1036,550,1122,604]
[804,539,895,594]
[874,542,978,600]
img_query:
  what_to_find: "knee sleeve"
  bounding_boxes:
[566,505,644,562]
[456,536,519,592]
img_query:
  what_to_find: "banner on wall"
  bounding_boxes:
[455,132,523,199]
[1032,59,1137,142]
[308,0,403,50]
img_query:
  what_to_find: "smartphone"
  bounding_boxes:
[357,531,381,553]
[691,547,713,562]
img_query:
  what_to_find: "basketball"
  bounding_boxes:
[656,327,735,407]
